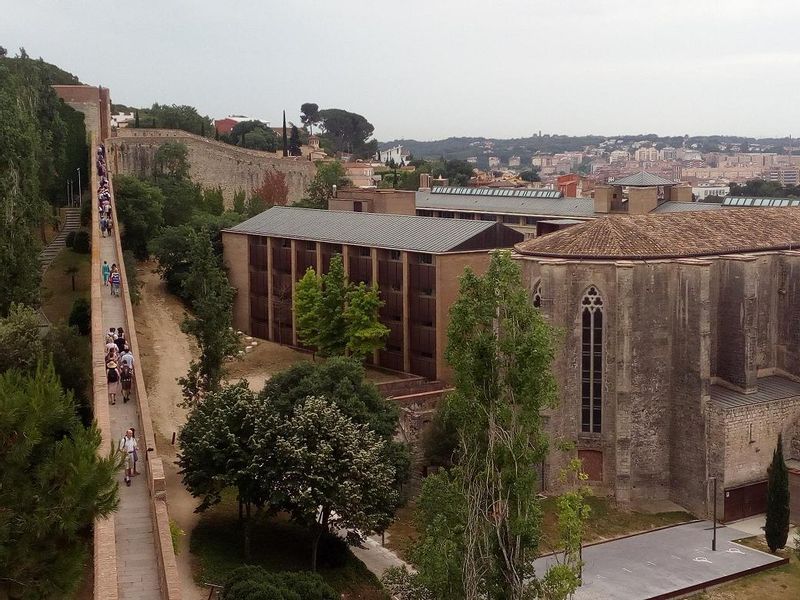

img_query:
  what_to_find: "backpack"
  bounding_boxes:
[107,368,119,383]
[120,365,132,383]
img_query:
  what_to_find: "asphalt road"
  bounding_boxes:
[533,520,783,600]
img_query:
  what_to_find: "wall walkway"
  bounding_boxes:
[91,139,182,600]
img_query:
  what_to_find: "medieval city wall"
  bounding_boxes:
[778,251,800,376]
[714,397,800,488]
[107,129,316,205]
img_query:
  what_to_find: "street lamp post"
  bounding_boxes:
[76,168,82,208]
[709,476,718,551]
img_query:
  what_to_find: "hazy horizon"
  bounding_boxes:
[4,0,799,141]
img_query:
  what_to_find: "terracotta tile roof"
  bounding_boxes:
[515,207,800,259]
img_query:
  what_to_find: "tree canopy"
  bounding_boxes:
[300,102,321,134]
[318,108,378,158]
[114,175,166,259]
[226,120,279,152]
[0,364,120,599]
[765,434,790,552]
[299,161,350,209]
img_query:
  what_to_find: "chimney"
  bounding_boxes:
[419,173,432,190]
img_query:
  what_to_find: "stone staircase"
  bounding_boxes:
[39,207,81,273]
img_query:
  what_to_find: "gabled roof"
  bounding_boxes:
[515,207,800,260]
[226,206,515,253]
[610,171,678,187]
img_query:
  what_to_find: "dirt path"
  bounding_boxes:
[133,263,205,600]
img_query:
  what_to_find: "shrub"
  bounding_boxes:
[80,198,91,226]
[68,298,91,336]
[73,230,90,254]
[221,566,336,600]
[65,231,76,248]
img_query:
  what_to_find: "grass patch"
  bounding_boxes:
[540,495,693,550]
[386,494,694,563]
[169,519,184,555]
[41,247,91,324]
[384,503,417,562]
[689,536,799,599]
[190,496,388,600]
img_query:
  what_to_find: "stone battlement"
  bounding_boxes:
[108,129,315,205]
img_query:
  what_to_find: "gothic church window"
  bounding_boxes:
[533,280,542,308]
[581,286,603,433]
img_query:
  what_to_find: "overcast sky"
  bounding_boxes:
[4,0,799,141]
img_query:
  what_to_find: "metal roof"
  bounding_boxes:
[225,206,502,253]
[710,376,800,409]
[610,171,678,187]
[417,189,596,218]
[431,186,563,199]
[653,202,722,213]
[723,196,800,207]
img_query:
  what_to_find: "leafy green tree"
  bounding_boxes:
[46,324,92,424]
[295,267,323,350]
[178,381,268,558]
[344,282,389,359]
[433,159,475,186]
[318,108,378,158]
[443,250,562,597]
[155,176,203,226]
[114,174,165,259]
[154,141,190,179]
[520,168,541,182]
[300,160,350,209]
[0,364,120,599]
[179,232,238,399]
[202,186,225,216]
[221,566,337,600]
[0,303,44,373]
[252,396,397,571]
[233,189,247,214]
[132,103,211,136]
[765,434,790,552]
[317,254,348,356]
[300,102,321,135]
[258,357,409,489]
[289,124,302,156]
[68,297,91,335]
[229,120,279,151]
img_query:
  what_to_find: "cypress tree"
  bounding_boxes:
[765,433,790,552]
[134,110,140,128]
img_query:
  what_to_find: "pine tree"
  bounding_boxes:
[765,434,790,552]
[345,282,389,359]
[296,267,323,351]
[317,254,348,356]
[0,364,121,598]
[289,125,302,156]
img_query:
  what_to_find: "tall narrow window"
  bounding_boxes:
[533,280,542,309]
[581,286,603,433]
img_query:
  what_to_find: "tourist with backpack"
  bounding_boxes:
[120,363,133,404]
[107,360,121,405]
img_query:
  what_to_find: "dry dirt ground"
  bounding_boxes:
[132,263,322,598]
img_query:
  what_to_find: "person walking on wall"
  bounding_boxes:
[121,362,133,404]
[110,268,121,297]
[102,260,111,286]
[107,360,121,405]
[118,429,137,486]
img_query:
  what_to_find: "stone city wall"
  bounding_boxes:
[714,397,800,488]
[108,129,316,206]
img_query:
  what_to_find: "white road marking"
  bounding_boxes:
[727,547,745,554]
[694,557,712,563]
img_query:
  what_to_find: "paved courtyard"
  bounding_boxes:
[533,520,784,600]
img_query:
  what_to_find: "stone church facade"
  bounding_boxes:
[514,207,800,520]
